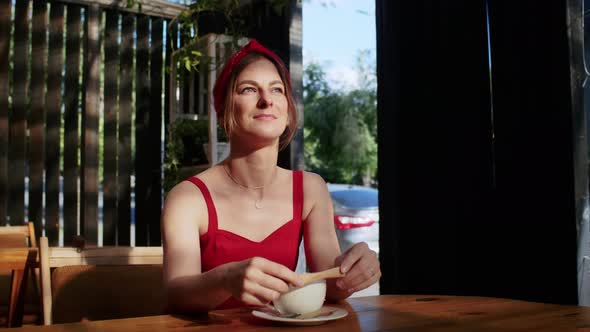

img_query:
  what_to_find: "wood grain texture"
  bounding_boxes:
[0,248,37,271]
[81,4,100,245]
[63,5,82,246]
[2,295,586,331]
[0,0,10,226]
[134,15,151,246]
[29,0,48,233]
[9,0,30,226]
[148,18,164,246]
[46,246,163,267]
[116,13,134,246]
[45,3,65,244]
[102,10,120,246]
[39,237,163,325]
[52,0,185,19]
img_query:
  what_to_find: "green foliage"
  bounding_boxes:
[163,118,227,192]
[168,0,289,79]
[125,0,142,11]
[303,51,377,185]
[169,1,232,77]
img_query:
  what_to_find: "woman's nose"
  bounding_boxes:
[257,92,273,108]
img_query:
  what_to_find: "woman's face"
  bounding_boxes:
[231,57,289,146]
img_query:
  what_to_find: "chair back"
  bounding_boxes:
[0,222,38,327]
[0,222,37,248]
[39,237,164,325]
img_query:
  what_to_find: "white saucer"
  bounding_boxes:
[251,306,347,326]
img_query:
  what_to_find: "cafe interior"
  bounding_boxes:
[0,0,589,330]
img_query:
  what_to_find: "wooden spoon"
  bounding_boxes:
[300,267,345,286]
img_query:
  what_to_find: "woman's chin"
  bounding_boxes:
[243,128,284,141]
[232,133,280,149]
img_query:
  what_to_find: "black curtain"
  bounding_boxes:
[377,0,582,304]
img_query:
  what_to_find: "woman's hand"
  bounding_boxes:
[224,257,303,307]
[334,242,381,293]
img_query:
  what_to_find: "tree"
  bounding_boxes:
[352,49,377,139]
[303,55,377,185]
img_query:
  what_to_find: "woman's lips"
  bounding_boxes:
[253,114,277,120]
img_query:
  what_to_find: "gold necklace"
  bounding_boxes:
[223,165,275,209]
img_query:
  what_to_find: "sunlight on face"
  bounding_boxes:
[232,58,289,144]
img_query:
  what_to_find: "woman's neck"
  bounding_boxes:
[223,141,279,188]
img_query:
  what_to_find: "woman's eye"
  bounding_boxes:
[240,87,256,94]
[271,87,284,94]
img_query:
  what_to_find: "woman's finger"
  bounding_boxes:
[338,242,370,273]
[256,258,303,287]
[242,279,281,303]
[347,270,382,293]
[240,292,267,307]
[337,259,379,289]
[255,272,292,294]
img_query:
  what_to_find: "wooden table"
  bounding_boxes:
[1,294,588,331]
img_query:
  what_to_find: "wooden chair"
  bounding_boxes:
[0,222,36,248]
[39,237,164,325]
[0,222,39,327]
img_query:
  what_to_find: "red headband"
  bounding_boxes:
[213,39,290,114]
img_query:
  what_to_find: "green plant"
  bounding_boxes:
[164,118,227,192]
[168,0,289,78]
[125,0,142,11]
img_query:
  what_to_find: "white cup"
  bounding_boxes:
[273,280,326,315]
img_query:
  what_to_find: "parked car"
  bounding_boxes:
[327,183,379,255]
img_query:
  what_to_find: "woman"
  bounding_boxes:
[161,40,380,312]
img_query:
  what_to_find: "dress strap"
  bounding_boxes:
[293,170,303,220]
[184,177,218,234]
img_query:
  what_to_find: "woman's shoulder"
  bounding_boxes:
[298,170,327,187]
[275,168,327,194]
[162,176,213,231]
[295,170,329,198]
[165,179,206,211]
[295,171,331,221]
[166,166,220,200]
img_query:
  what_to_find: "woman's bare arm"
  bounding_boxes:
[162,182,232,312]
[302,172,381,301]
[302,173,352,301]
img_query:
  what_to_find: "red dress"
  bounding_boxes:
[184,170,303,308]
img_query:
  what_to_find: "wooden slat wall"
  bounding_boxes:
[81,4,100,245]
[10,0,29,226]
[117,13,134,246]
[166,22,178,126]
[103,10,119,246]
[164,21,174,127]
[287,0,304,171]
[29,0,48,239]
[63,5,82,244]
[177,25,184,121]
[56,0,185,19]
[0,0,10,226]
[46,3,64,244]
[149,18,164,246]
[134,15,150,246]
[0,0,174,245]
